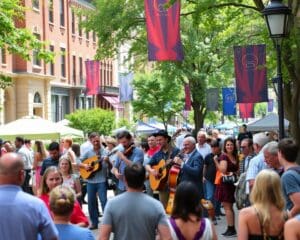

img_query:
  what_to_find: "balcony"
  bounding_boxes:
[99,86,119,95]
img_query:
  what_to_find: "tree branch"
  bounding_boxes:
[208,3,260,12]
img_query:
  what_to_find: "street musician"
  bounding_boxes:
[146,130,180,208]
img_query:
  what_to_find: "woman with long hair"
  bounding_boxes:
[50,185,95,240]
[169,181,217,240]
[32,140,48,195]
[214,137,239,237]
[58,156,82,200]
[238,169,287,240]
[39,166,89,227]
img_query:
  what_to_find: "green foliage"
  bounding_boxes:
[132,72,183,130]
[0,74,13,89]
[66,108,115,136]
[0,0,54,61]
[0,0,54,89]
[116,118,133,130]
[254,102,267,118]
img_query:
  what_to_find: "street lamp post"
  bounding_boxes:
[262,0,291,139]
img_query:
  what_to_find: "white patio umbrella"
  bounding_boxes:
[0,115,83,140]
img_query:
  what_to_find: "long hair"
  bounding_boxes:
[58,155,73,175]
[250,169,285,228]
[39,166,62,195]
[223,137,238,159]
[35,140,48,159]
[171,181,202,221]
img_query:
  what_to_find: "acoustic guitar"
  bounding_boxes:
[80,148,119,180]
[165,164,181,214]
[149,159,173,191]
[80,155,103,180]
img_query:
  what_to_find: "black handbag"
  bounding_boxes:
[222,174,238,184]
[107,171,118,190]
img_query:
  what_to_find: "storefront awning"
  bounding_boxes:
[103,96,124,109]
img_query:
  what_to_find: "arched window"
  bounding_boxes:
[33,92,42,103]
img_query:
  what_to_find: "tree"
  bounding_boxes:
[132,72,183,130]
[66,108,115,136]
[0,0,53,88]
[86,0,300,145]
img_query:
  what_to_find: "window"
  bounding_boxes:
[1,48,6,64]
[71,11,75,34]
[86,31,89,40]
[49,45,54,75]
[59,0,65,26]
[79,57,83,83]
[72,56,76,84]
[78,15,82,37]
[33,92,42,103]
[49,0,53,23]
[33,34,41,66]
[32,0,39,9]
[60,48,66,78]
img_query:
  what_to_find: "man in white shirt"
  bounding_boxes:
[15,137,33,193]
[196,130,211,159]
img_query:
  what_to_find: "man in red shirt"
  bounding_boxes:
[147,134,160,157]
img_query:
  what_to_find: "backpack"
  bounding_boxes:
[234,172,250,210]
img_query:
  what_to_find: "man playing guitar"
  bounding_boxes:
[146,130,180,208]
[112,130,144,195]
[80,134,111,230]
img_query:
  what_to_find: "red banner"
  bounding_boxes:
[239,103,254,119]
[144,0,184,61]
[184,83,191,111]
[85,60,100,96]
[234,45,268,103]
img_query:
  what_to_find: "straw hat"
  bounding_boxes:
[105,136,117,146]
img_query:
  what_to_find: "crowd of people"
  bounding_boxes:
[0,126,300,239]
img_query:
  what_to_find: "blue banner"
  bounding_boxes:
[222,88,236,116]
[119,72,134,102]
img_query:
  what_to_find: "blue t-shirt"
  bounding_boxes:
[281,168,300,210]
[56,224,95,240]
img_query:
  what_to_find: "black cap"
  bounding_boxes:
[153,130,171,142]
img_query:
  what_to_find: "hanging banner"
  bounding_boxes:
[234,44,268,103]
[268,99,274,112]
[222,88,236,116]
[184,83,192,111]
[239,103,254,119]
[85,60,100,96]
[119,72,134,102]
[144,0,184,61]
[206,88,219,111]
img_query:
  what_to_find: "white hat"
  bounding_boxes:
[253,132,270,147]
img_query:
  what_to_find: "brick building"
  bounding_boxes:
[0,0,124,124]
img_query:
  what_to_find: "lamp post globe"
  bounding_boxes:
[262,0,291,38]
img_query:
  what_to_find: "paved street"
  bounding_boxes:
[83,190,238,239]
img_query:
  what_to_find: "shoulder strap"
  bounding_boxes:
[193,218,206,240]
[169,217,185,240]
